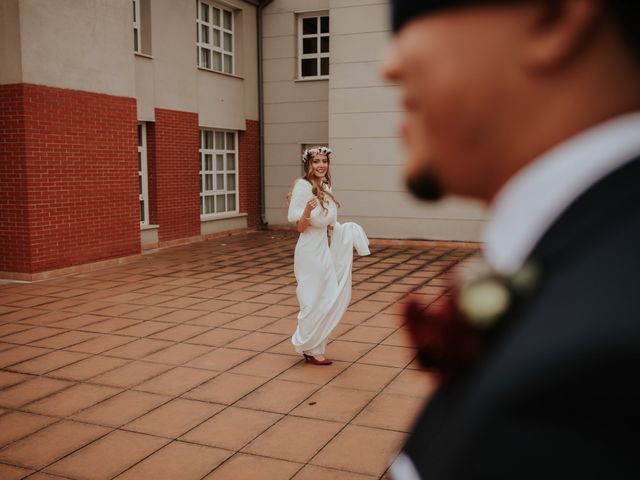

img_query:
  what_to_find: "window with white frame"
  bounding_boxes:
[200,130,238,215]
[298,14,329,79]
[138,123,149,225]
[133,0,141,53]
[197,0,234,74]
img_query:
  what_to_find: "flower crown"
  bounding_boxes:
[302,146,332,164]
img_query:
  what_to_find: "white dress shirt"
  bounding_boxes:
[390,111,640,480]
[484,111,640,275]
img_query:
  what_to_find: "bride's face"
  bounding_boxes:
[311,155,329,179]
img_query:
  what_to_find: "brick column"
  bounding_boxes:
[0,84,30,273]
[238,119,260,228]
[149,108,200,243]
[0,83,140,275]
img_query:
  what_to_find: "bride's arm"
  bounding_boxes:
[288,180,316,232]
[296,198,317,233]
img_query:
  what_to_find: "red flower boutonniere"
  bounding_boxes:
[405,259,540,383]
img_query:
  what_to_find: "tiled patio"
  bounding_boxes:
[0,232,475,480]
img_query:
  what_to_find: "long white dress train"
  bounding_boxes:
[288,179,370,355]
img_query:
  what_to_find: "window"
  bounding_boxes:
[298,14,329,79]
[138,123,149,225]
[200,129,238,215]
[197,0,234,74]
[133,0,141,53]
[132,0,151,55]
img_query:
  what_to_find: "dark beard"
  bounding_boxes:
[406,169,444,202]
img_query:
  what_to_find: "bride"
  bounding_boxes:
[287,146,370,365]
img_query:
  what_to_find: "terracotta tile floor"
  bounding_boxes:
[0,232,476,479]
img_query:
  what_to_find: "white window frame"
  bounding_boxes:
[200,129,239,217]
[133,0,141,53]
[196,0,235,75]
[138,122,149,226]
[298,12,329,80]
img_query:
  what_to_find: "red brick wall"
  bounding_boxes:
[1,85,261,275]
[0,83,140,274]
[239,119,260,227]
[0,84,31,273]
[149,108,200,242]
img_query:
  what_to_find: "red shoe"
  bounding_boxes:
[303,354,333,365]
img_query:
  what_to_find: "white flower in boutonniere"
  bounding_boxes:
[455,258,541,330]
[458,278,511,329]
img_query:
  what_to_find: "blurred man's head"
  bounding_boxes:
[383,1,640,202]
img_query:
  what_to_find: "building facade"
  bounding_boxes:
[0,0,260,280]
[0,0,486,281]
[262,0,487,240]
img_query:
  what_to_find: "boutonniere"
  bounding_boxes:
[405,258,540,383]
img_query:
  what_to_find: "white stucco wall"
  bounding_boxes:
[7,0,258,129]
[262,0,331,224]
[0,0,23,85]
[16,0,135,97]
[264,0,487,240]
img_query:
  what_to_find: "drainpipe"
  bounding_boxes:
[246,0,274,229]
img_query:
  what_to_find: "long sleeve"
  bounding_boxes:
[288,179,312,223]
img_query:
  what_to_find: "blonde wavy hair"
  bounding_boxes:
[287,146,340,215]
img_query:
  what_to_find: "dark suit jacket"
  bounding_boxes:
[403,156,640,479]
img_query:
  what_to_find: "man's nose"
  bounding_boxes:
[380,45,402,83]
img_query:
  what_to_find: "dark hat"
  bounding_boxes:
[391,0,469,32]
[391,0,495,33]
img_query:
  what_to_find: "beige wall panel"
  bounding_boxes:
[266,186,289,209]
[263,58,297,82]
[265,143,303,166]
[330,137,404,166]
[201,215,247,235]
[266,208,484,242]
[264,80,329,103]
[330,111,404,139]
[151,0,198,111]
[337,190,485,221]
[19,0,135,97]
[331,31,391,64]
[240,4,259,121]
[330,62,389,88]
[330,86,400,113]
[263,35,296,60]
[265,0,329,15]
[330,3,388,35]
[265,165,302,187]
[198,71,247,130]
[0,0,22,85]
[262,0,485,241]
[268,208,290,226]
[349,216,485,241]
[330,165,404,191]
[330,0,386,8]
[326,2,485,241]
[262,2,330,229]
[263,12,295,37]
[265,121,328,144]
[265,101,328,124]
[135,56,155,121]
[265,185,291,225]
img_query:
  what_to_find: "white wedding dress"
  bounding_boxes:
[288,179,370,355]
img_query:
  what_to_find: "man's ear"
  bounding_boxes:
[524,0,604,72]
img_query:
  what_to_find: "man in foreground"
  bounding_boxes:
[383,1,640,478]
